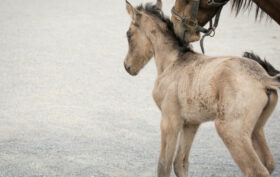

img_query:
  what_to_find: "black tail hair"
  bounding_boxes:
[243,52,280,76]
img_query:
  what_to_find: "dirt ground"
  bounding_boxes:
[0,0,279,176]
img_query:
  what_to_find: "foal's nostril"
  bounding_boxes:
[124,63,131,73]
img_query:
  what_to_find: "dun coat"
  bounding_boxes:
[124,1,279,177]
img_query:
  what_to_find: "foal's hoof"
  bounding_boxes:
[265,160,275,174]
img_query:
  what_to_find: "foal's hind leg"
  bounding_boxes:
[173,124,199,177]
[215,92,270,177]
[252,90,277,174]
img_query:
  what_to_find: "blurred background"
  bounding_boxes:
[0,0,279,176]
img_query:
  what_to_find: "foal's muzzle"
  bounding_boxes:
[124,62,137,76]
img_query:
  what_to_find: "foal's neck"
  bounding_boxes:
[144,20,182,75]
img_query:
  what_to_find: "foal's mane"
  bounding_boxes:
[136,3,191,54]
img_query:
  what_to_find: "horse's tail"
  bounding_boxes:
[243,51,280,88]
[243,51,280,76]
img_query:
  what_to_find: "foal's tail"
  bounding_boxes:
[243,51,280,88]
[262,74,280,89]
[243,52,280,76]
[267,74,280,88]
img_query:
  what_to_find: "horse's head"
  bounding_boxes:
[171,0,227,43]
[124,1,161,76]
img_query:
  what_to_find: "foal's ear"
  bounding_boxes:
[156,0,162,10]
[126,0,137,22]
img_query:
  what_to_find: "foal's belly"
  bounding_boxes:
[180,102,217,124]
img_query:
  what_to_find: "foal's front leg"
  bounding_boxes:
[157,83,183,177]
[158,113,182,177]
[173,124,199,177]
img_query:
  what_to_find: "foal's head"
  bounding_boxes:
[124,1,162,76]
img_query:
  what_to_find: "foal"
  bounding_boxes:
[124,1,279,177]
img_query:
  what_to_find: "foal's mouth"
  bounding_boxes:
[124,63,137,76]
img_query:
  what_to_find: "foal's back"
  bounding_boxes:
[155,52,272,123]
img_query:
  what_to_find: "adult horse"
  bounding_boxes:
[168,0,280,45]
[124,0,280,176]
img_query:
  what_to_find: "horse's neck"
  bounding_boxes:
[174,0,186,11]
[145,27,180,75]
[154,41,179,75]
[253,0,280,25]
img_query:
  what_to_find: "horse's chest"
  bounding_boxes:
[152,79,172,110]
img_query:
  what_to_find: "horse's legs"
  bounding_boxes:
[173,124,199,177]
[158,112,182,177]
[215,92,270,177]
[252,90,277,174]
[157,84,183,177]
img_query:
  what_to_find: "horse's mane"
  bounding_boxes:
[231,0,266,20]
[136,3,191,54]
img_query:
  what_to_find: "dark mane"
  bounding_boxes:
[137,3,191,54]
[231,0,267,20]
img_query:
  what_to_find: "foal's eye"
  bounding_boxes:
[126,31,132,41]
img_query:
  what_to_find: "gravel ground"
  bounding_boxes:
[0,0,279,177]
